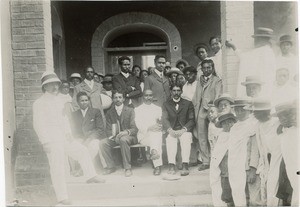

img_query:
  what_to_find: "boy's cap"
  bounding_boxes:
[215,113,237,128]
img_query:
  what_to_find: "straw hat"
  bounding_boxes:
[244,99,272,111]
[233,98,251,107]
[279,35,293,45]
[41,70,61,86]
[166,67,183,76]
[70,73,82,80]
[251,27,273,38]
[214,93,234,107]
[241,76,264,86]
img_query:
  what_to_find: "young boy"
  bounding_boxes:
[207,101,222,152]
[210,113,237,207]
[228,98,258,206]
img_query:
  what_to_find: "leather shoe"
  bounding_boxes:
[86,175,106,183]
[180,163,189,176]
[198,164,210,171]
[153,166,161,176]
[57,199,72,205]
[102,167,116,175]
[125,169,132,177]
[167,164,176,175]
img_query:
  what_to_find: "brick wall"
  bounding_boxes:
[220,1,254,96]
[10,0,54,194]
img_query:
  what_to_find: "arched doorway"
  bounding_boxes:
[91,12,182,74]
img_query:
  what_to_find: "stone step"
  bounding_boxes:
[68,194,213,206]
[67,164,211,200]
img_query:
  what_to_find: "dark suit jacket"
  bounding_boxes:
[112,73,142,107]
[162,98,195,132]
[105,104,138,137]
[144,71,170,107]
[71,107,106,140]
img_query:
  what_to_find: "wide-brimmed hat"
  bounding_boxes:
[215,113,237,128]
[251,27,273,38]
[241,76,264,86]
[41,70,61,86]
[175,59,189,67]
[214,93,234,107]
[233,98,251,107]
[274,100,297,114]
[70,73,82,80]
[102,76,113,84]
[244,98,272,111]
[166,67,183,76]
[182,66,197,74]
[279,35,293,45]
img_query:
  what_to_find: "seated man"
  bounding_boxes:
[71,91,107,161]
[135,89,163,176]
[162,84,195,176]
[99,90,138,177]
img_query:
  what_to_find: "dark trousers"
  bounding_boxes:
[99,135,138,170]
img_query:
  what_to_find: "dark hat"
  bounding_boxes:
[241,76,264,86]
[193,43,209,55]
[166,67,183,76]
[279,35,293,45]
[244,98,271,111]
[215,113,237,128]
[214,93,234,107]
[175,59,189,67]
[165,62,171,69]
[182,66,197,74]
[233,98,251,107]
[102,76,113,84]
[252,27,273,38]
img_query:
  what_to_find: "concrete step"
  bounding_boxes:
[67,163,211,201]
[68,194,213,206]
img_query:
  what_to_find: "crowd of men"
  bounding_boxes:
[33,27,299,206]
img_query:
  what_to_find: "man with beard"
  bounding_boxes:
[144,55,171,107]
[112,56,142,107]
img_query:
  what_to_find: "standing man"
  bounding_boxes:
[144,55,171,107]
[193,59,223,171]
[162,84,195,176]
[33,71,105,205]
[194,43,209,74]
[112,56,142,107]
[135,90,163,175]
[99,90,138,177]
[72,66,106,127]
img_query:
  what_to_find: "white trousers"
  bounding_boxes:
[139,131,163,167]
[209,163,226,206]
[166,132,192,164]
[45,140,97,202]
[84,139,107,168]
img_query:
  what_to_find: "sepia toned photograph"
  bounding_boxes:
[1,0,299,206]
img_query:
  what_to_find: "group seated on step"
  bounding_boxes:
[69,85,197,177]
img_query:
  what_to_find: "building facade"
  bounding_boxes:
[1,0,298,204]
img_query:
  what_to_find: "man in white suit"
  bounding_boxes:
[33,71,105,205]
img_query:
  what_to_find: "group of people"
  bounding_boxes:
[32,27,299,206]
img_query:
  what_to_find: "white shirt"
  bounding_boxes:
[115,104,124,116]
[81,107,88,117]
[172,98,180,110]
[154,69,163,78]
[182,81,198,101]
[121,71,130,79]
[276,53,298,82]
[211,49,223,79]
[84,79,94,90]
[135,103,162,142]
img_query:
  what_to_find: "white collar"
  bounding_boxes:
[81,107,88,116]
[173,98,181,103]
[204,74,212,80]
[121,71,130,78]
[115,104,124,111]
[154,69,163,77]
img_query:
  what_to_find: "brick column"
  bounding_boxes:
[220,1,254,96]
[11,0,56,204]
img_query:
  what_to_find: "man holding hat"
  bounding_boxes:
[275,100,299,206]
[237,27,276,99]
[33,71,105,205]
